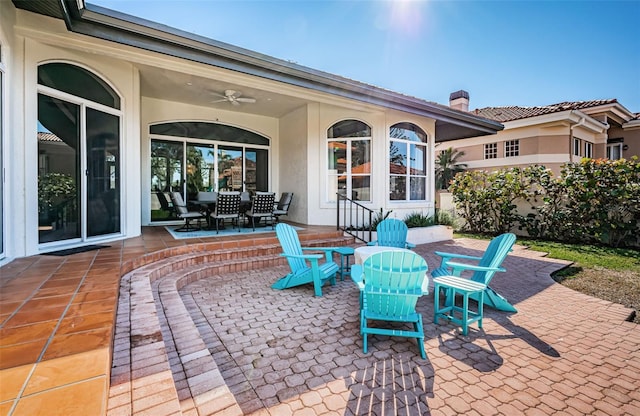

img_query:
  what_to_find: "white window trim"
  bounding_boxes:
[326,135,372,203]
[607,143,623,160]
[388,127,429,202]
[574,138,582,157]
[0,41,5,261]
[584,142,593,158]
[484,142,497,159]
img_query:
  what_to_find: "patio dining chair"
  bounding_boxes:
[273,192,293,223]
[245,191,276,231]
[350,250,429,359]
[210,191,241,234]
[367,218,416,249]
[272,223,339,297]
[169,191,206,232]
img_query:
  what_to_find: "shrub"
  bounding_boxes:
[450,157,640,248]
[404,211,435,228]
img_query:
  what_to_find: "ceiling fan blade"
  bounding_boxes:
[211,99,228,103]
[236,97,256,103]
[231,100,241,106]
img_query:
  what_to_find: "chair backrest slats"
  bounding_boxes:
[375,218,410,248]
[472,233,517,284]
[251,192,275,215]
[276,223,306,271]
[362,251,428,318]
[215,192,241,215]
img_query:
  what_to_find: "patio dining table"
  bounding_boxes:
[190,197,252,229]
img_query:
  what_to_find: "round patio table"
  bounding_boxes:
[354,246,413,265]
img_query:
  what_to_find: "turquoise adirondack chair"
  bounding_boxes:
[367,218,416,249]
[431,233,517,313]
[350,250,429,359]
[272,223,339,296]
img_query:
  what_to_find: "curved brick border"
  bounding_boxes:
[108,236,350,415]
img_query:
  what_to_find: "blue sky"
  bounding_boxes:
[90,0,640,112]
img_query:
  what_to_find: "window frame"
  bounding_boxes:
[388,122,429,202]
[0,42,5,260]
[607,143,623,160]
[326,120,372,203]
[574,138,582,157]
[584,141,593,158]
[484,142,498,159]
[505,139,520,158]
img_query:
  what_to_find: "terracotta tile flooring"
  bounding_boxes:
[2,226,639,415]
[0,225,342,415]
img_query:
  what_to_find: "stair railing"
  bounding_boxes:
[336,192,374,244]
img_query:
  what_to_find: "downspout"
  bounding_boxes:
[569,111,586,163]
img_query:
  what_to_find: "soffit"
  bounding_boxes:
[12,0,65,19]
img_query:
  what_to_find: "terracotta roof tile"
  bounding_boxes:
[37,132,62,142]
[472,99,618,122]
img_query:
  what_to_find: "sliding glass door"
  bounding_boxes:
[150,129,270,223]
[150,140,183,221]
[37,95,121,243]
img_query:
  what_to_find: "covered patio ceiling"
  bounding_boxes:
[138,64,312,119]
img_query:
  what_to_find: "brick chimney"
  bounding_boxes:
[449,90,470,112]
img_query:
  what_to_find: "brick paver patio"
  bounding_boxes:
[4,226,637,415]
[110,237,639,415]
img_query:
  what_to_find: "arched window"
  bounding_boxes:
[149,122,270,221]
[37,63,122,244]
[389,122,428,201]
[327,120,371,202]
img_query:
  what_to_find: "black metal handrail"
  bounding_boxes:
[336,193,374,244]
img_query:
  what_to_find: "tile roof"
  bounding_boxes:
[472,99,619,122]
[37,132,62,142]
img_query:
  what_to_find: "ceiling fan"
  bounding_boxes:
[211,89,256,106]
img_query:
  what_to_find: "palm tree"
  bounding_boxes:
[435,147,467,190]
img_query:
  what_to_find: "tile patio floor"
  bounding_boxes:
[2,226,639,415]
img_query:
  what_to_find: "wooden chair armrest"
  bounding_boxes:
[445,260,505,275]
[280,253,323,260]
[434,251,483,261]
[349,264,365,290]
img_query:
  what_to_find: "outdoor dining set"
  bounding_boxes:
[169,190,293,233]
[272,219,517,359]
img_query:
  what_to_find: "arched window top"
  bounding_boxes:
[328,120,371,138]
[150,121,269,146]
[38,63,120,109]
[390,122,427,143]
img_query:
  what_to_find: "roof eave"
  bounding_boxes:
[19,0,503,140]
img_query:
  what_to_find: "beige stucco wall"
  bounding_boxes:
[609,124,640,159]
[279,105,309,224]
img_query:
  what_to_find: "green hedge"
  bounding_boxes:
[449,157,640,248]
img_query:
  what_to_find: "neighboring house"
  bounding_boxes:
[442,90,640,175]
[0,1,502,261]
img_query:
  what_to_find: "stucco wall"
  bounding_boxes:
[279,105,308,224]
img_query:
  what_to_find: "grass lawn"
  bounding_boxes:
[457,234,640,324]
